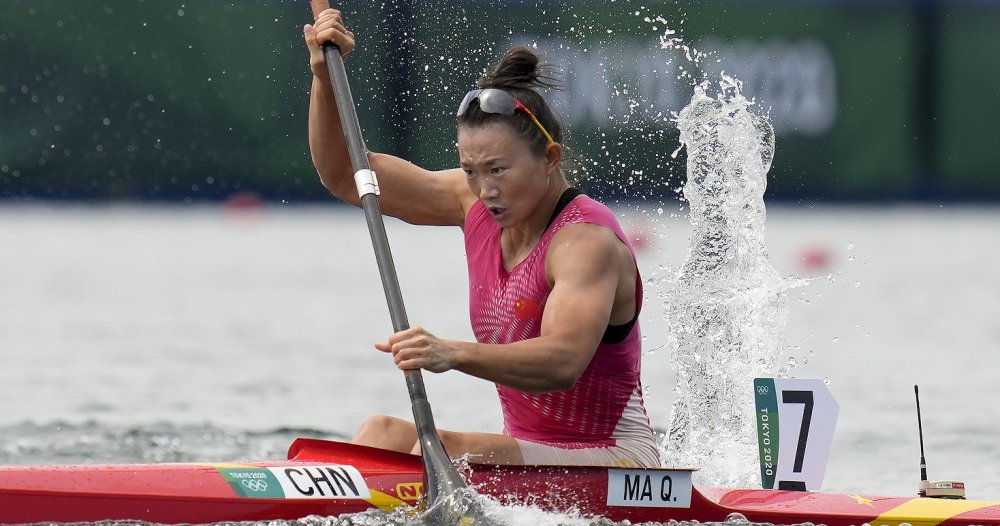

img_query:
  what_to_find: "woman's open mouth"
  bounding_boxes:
[486,205,507,221]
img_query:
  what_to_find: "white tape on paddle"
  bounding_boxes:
[354,169,380,198]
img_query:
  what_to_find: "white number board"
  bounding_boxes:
[754,378,838,491]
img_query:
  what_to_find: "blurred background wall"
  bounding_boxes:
[1,0,998,203]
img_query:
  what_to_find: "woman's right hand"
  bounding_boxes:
[304,1,356,79]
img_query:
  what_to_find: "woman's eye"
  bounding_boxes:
[491,167,506,175]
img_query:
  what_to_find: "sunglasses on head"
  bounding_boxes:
[456,88,555,145]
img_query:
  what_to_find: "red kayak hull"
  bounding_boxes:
[0,438,998,525]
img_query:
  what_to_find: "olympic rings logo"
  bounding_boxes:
[757,385,769,395]
[241,479,269,492]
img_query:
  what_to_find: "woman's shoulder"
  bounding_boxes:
[553,196,633,255]
[566,195,621,228]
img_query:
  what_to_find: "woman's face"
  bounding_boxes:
[458,122,552,227]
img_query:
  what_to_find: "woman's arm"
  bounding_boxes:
[304,3,473,226]
[378,224,635,393]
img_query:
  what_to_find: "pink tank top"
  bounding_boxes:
[464,195,654,449]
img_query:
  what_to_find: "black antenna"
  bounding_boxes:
[915,385,929,494]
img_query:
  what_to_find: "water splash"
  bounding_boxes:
[663,76,798,487]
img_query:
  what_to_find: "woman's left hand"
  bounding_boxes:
[375,326,460,373]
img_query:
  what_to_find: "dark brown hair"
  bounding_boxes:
[457,46,562,155]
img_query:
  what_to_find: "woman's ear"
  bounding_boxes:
[544,142,563,176]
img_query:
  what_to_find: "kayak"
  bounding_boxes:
[1,437,998,525]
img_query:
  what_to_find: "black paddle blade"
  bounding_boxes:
[423,444,468,503]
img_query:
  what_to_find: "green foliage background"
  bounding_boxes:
[1,1,997,202]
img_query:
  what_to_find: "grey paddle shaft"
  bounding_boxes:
[321,43,469,506]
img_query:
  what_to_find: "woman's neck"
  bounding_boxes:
[504,179,572,251]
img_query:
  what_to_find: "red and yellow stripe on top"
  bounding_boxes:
[871,497,1000,526]
[841,494,1000,526]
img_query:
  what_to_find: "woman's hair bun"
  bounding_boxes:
[461,45,564,152]
[479,46,559,91]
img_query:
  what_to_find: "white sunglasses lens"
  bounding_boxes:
[478,89,515,115]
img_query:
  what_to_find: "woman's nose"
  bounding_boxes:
[478,183,499,200]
